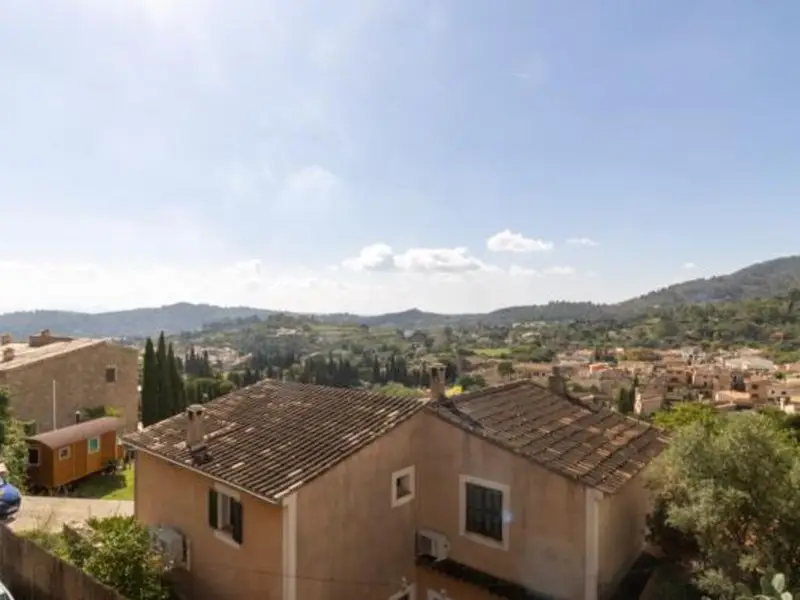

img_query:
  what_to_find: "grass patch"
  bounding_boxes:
[72,466,134,501]
[472,348,512,358]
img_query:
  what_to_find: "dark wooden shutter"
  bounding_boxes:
[208,489,218,529]
[231,500,244,544]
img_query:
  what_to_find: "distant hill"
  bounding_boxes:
[0,255,798,338]
[0,303,274,339]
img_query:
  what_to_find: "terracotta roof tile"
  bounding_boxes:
[427,380,667,494]
[123,380,426,502]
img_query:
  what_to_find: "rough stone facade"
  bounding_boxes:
[0,341,139,434]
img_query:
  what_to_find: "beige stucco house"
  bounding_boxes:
[0,330,139,433]
[124,371,666,600]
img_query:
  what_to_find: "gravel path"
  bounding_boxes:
[4,496,134,533]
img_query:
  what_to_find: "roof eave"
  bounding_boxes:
[123,441,280,506]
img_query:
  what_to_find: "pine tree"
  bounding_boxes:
[141,338,159,427]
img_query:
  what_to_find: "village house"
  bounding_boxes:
[124,372,666,600]
[0,330,139,434]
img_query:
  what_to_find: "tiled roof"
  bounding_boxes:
[0,339,105,371]
[427,380,667,494]
[123,380,427,502]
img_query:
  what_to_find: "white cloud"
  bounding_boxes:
[486,230,553,253]
[341,244,395,271]
[508,265,576,277]
[342,244,491,273]
[0,257,601,316]
[682,262,697,270]
[543,266,575,275]
[566,237,598,247]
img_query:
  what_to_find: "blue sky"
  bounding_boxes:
[1,0,798,314]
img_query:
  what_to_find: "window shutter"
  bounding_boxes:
[231,500,244,544]
[208,489,218,529]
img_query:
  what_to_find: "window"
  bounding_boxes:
[208,485,243,546]
[27,448,40,466]
[58,446,71,461]
[105,367,117,383]
[88,437,100,454]
[459,475,510,550]
[391,466,416,508]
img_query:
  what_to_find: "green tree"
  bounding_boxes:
[155,332,172,422]
[497,361,515,378]
[652,402,719,432]
[167,343,185,416]
[615,387,634,414]
[648,414,800,598]
[141,338,159,427]
[66,516,172,600]
[0,388,28,492]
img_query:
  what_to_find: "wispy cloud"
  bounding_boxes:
[682,262,697,270]
[566,237,598,247]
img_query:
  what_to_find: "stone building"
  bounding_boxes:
[0,330,138,434]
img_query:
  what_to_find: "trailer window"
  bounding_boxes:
[58,446,71,461]
[28,448,40,466]
[88,437,100,454]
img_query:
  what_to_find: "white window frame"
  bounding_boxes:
[391,466,416,508]
[87,436,101,454]
[105,365,118,383]
[458,474,511,551]
[389,583,416,600]
[213,482,242,548]
[426,590,448,600]
[28,447,40,466]
[58,446,71,461]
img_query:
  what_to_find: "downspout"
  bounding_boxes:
[282,492,298,600]
[585,488,603,600]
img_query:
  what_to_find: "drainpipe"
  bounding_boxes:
[585,488,603,600]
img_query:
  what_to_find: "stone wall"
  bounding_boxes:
[0,342,139,433]
[0,525,127,600]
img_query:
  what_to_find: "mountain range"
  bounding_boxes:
[1,255,798,339]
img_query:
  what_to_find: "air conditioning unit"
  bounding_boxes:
[416,529,451,561]
[151,526,190,569]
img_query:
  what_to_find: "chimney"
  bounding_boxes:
[548,365,566,396]
[430,367,445,401]
[186,404,207,452]
[0,334,11,346]
[2,347,14,363]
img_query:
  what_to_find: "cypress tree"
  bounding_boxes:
[167,343,185,417]
[155,332,172,421]
[141,338,159,427]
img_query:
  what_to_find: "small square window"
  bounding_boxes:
[88,437,100,454]
[105,367,117,383]
[27,448,40,466]
[391,466,415,508]
[58,446,71,461]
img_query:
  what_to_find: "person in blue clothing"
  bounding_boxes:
[0,473,22,519]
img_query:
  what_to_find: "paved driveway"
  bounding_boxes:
[5,496,134,533]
